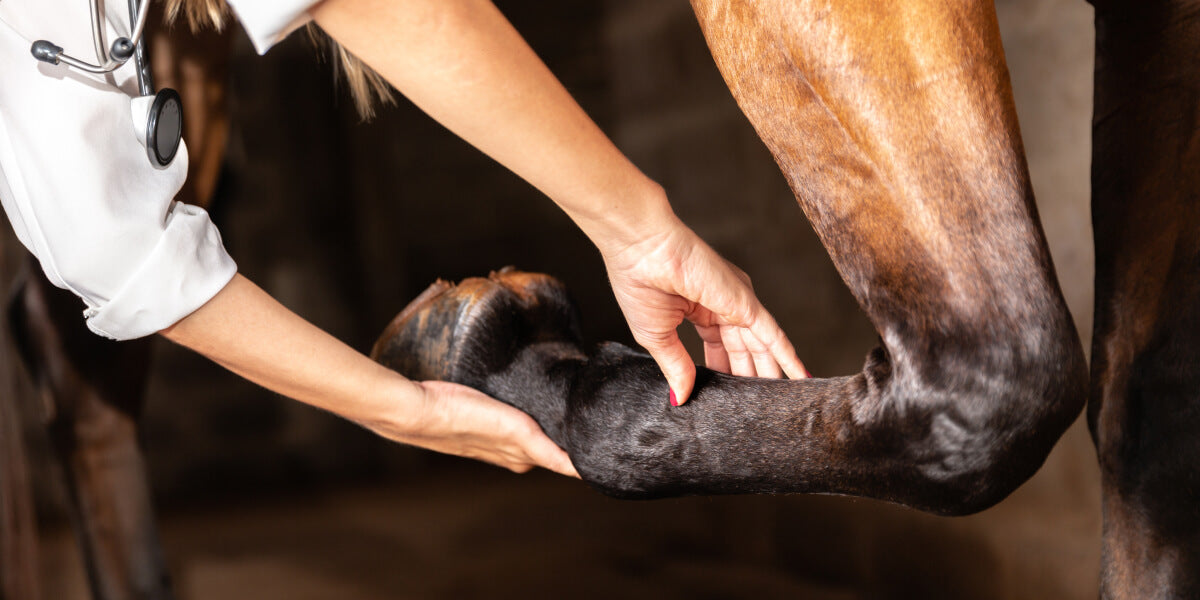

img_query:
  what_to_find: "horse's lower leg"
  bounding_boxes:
[8,262,172,600]
[379,0,1084,516]
[379,0,1087,514]
[1088,1,1200,597]
[377,0,1086,515]
[377,0,1087,516]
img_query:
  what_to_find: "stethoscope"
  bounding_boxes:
[29,0,182,167]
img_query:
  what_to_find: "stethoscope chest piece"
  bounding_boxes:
[146,88,182,167]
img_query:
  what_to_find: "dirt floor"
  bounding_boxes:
[38,434,1100,600]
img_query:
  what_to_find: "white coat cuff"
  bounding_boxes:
[226,0,318,55]
[84,202,237,340]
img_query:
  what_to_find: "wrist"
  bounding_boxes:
[568,179,680,258]
[352,370,430,441]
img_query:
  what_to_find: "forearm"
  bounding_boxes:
[310,0,675,251]
[160,273,423,432]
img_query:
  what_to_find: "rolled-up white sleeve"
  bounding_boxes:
[226,0,321,55]
[0,5,237,340]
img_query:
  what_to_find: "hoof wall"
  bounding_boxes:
[371,267,582,383]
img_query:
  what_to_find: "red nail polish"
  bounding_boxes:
[669,389,678,406]
[804,367,813,378]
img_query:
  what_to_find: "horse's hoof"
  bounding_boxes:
[371,267,583,384]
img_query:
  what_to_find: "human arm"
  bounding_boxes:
[160,273,578,477]
[0,2,574,476]
[309,0,809,403]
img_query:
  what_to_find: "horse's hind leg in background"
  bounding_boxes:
[1088,1,1200,597]
[7,265,170,600]
[376,0,1088,516]
[1,13,233,599]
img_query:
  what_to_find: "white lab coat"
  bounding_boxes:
[0,0,316,340]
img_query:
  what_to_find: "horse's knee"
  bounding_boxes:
[886,325,1088,515]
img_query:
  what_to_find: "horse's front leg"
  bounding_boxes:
[376,0,1087,516]
[8,263,172,599]
[1088,1,1200,597]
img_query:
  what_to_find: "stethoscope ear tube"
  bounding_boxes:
[29,0,151,75]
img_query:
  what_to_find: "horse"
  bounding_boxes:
[373,1,1200,598]
[4,1,1197,599]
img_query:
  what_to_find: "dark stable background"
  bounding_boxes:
[8,0,1101,598]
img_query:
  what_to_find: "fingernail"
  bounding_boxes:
[669,389,678,407]
[804,367,813,379]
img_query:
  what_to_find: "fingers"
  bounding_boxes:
[494,414,580,478]
[695,289,784,379]
[711,323,782,379]
[740,327,782,378]
[696,295,800,380]
[720,323,756,376]
[416,382,580,479]
[477,421,579,478]
[695,322,731,374]
[634,328,698,406]
[706,273,809,380]
[695,254,809,380]
[524,434,580,478]
[744,308,810,380]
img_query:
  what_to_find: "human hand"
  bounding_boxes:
[162,274,577,477]
[600,217,809,405]
[371,380,579,477]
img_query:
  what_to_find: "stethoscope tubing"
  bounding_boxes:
[32,0,151,78]
[126,0,154,96]
[29,0,181,167]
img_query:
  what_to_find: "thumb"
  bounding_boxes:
[529,436,580,478]
[640,332,698,406]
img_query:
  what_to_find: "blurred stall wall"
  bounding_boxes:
[10,0,1100,598]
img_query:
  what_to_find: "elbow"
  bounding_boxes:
[46,232,151,308]
[47,249,120,307]
[33,201,234,341]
